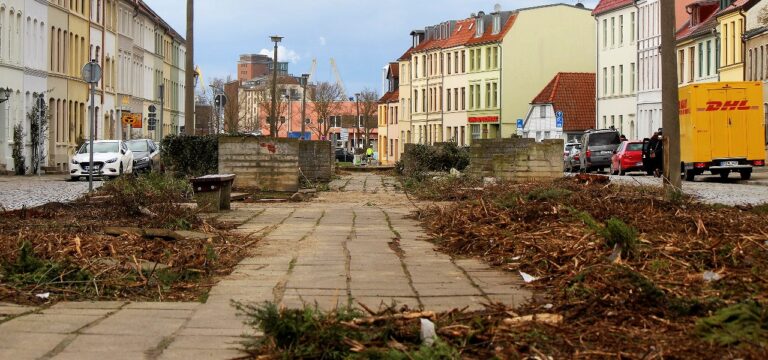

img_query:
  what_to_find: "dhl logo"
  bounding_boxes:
[704,101,753,111]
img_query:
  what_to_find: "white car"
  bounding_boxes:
[69,140,134,180]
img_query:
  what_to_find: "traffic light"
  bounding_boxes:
[148,104,157,131]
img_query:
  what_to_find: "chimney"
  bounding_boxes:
[476,11,486,38]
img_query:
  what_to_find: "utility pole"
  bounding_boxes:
[660,0,681,194]
[354,93,360,149]
[269,36,282,137]
[184,0,195,135]
[300,74,309,140]
[159,83,165,141]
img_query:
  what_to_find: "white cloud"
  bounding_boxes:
[319,36,327,46]
[259,45,301,64]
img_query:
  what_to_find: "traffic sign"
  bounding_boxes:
[148,105,157,113]
[556,111,564,129]
[121,113,143,129]
[340,128,349,142]
[516,119,524,129]
[214,94,227,108]
[81,61,102,84]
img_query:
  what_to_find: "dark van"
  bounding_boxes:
[579,129,622,173]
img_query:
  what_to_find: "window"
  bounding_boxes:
[475,84,480,109]
[688,47,694,83]
[698,43,703,78]
[492,82,498,108]
[461,50,466,72]
[469,85,474,109]
[539,105,546,118]
[447,89,451,111]
[471,124,481,140]
[611,66,615,94]
[706,40,712,76]
[630,62,636,92]
[461,87,466,110]
[619,15,624,46]
[454,52,459,73]
[454,88,458,110]
[678,49,685,83]
[485,83,491,108]
[602,19,607,48]
[469,49,475,70]
[630,12,635,42]
[447,55,451,74]
[603,67,607,95]
[486,47,491,70]
[611,17,615,46]
[619,65,624,93]
[414,57,418,78]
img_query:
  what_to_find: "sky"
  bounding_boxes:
[144,0,599,96]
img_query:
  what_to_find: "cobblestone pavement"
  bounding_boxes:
[0,176,103,211]
[608,173,768,206]
[0,173,530,359]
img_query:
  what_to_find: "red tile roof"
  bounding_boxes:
[397,47,414,61]
[718,0,761,16]
[389,63,399,78]
[531,72,596,132]
[442,19,476,48]
[378,90,400,104]
[465,14,517,46]
[591,0,634,16]
[676,1,719,40]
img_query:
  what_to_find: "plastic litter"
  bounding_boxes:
[542,303,554,310]
[35,292,50,299]
[519,271,538,283]
[703,271,722,282]
[420,318,436,346]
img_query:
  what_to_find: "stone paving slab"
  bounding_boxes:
[0,174,530,359]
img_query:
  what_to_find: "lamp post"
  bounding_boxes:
[354,93,361,150]
[35,93,45,176]
[269,35,283,138]
[300,74,309,140]
[82,60,102,192]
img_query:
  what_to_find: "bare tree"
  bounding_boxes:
[222,81,242,133]
[253,77,289,136]
[358,89,379,149]
[208,78,225,134]
[308,82,344,140]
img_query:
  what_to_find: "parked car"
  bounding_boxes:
[610,141,645,175]
[564,141,579,163]
[564,145,582,173]
[579,129,622,173]
[335,148,353,162]
[69,140,133,180]
[127,139,161,173]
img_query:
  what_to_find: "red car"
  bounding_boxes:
[610,141,644,175]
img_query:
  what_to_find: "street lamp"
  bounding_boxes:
[354,93,361,150]
[269,35,283,137]
[0,87,11,103]
[300,74,309,140]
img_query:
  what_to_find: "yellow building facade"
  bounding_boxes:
[718,9,746,81]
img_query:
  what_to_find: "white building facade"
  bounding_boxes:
[594,0,638,139]
[636,0,662,139]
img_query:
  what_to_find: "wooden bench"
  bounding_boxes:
[190,174,236,213]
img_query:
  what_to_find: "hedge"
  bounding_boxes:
[160,134,219,177]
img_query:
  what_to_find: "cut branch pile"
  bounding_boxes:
[0,179,255,305]
[409,177,768,358]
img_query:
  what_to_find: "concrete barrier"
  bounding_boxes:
[466,138,564,182]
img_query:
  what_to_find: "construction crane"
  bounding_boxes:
[330,58,348,99]
[194,65,208,102]
[307,58,318,84]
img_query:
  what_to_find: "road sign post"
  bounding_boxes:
[82,60,102,192]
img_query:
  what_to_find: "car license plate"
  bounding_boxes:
[84,166,100,171]
[636,162,644,166]
[722,161,739,167]
[602,151,612,155]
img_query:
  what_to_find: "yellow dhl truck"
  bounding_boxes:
[679,82,766,181]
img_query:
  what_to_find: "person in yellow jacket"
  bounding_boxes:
[365,146,374,165]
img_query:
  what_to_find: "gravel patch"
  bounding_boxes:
[0,176,104,211]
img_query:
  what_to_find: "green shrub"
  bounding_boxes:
[12,123,25,175]
[526,187,572,202]
[160,134,220,177]
[601,218,639,253]
[3,241,91,286]
[399,143,469,178]
[101,173,194,223]
[695,302,768,346]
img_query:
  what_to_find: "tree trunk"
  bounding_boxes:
[184,0,195,135]
[660,0,681,194]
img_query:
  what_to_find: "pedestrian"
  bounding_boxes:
[366,146,374,165]
[620,134,628,142]
[650,130,664,177]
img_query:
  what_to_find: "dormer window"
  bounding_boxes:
[492,15,501,35]
[476,17,484,37]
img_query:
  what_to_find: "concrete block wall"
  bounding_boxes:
[219,136,300,192]
[299,141,334,183]
[467,138,564,182]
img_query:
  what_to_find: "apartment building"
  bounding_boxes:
[676,0,721,87]
[0,0,185,173]
[593,0,638,139]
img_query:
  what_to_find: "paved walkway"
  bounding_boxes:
[0,174,530,359]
